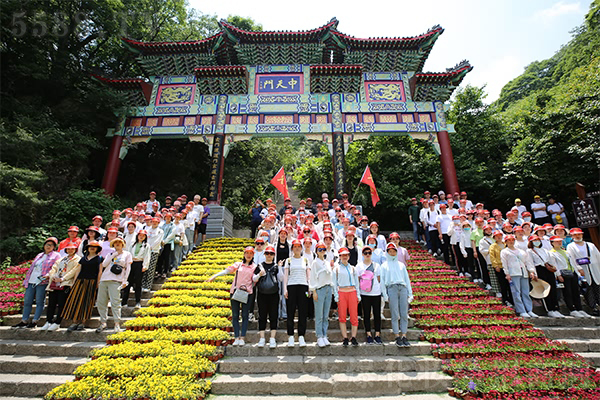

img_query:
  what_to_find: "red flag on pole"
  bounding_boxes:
[360,165,380,207]
[270,166,290,200]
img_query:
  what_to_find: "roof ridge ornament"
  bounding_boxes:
[446,60,472,73]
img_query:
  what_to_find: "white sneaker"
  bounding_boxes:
[298,336,306,347]
[269,338,277,348]
[496,293,503,298]
[579,311,593,318]
[485,284,492,290]
[528,311,539,318]
[520,313,530,318]
[113,324,122,332]
[551,311,565,318]
[287,336,295,347]
[40,322,51,331]
[317,337,326,348]
[428,249,433,254]
[570,310,584,318]
[238,339,245,346]
[48,323,60,331]
[458,273,464,277]
[465,273,472,278]
[323,337,331,346]
[257,338,266,348]
[232,339,241,346]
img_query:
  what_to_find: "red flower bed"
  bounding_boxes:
[0,263,30,317]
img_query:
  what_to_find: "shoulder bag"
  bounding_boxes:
[258,263,279,294]
[231,267,249,303]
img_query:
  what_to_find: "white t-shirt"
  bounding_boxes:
[513,205,527,218]
[547,203,566,220]
[531,201,548,218]
[436,213,452,233]
[424,209,439,231]
[286,257,309,286]
[356,261,381,296]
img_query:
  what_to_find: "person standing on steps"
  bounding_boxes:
[122,230,151,309]
[567,228,600,316]
[527,236,564,318]
[96,237,131,333]
[357,246,383,345]
[61,241,103,332]
[500,235,538,319]
[41,243,81,331]
[380,242,413,348]
[283,240,311,347]
[310,242,334,348]
[408,197,421,243]
[275,229,290,320]
[12,237,61,329]
[207,246,256,346]
[333,247,361,347]
[253,246,280,348]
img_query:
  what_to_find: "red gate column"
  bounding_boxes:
[101,135,123,196]
[207,133,225,205]
[437,130,460,195]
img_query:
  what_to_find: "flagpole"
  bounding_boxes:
[351,166,369,204]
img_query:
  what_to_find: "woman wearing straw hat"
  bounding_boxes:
[62,240,103,332]
[500,235,538,318]
[96,237,132,333]
[527,235,564,318]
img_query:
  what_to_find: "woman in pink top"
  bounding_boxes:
[208,246,256,347]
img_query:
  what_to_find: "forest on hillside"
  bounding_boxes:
[1,0,598,261]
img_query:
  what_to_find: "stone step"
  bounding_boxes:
[210,395,452,400]
[246,318,416,331]
[531,316,600,327]
[563,339,600,353]
[0,354,87,375]
[218,355,441,374]
[29,304,139,318]
[1,315,135,329]
[224,341,430,357]
[0,339,103,357]
[243,329,421,343]
[581,352,600,367]
[540,326,600,340]
[210,371,451,396]
[0,326,109,342]
[0,373,72,397]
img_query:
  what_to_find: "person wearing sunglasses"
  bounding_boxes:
[357,246,383,345]
[309,242,334,347]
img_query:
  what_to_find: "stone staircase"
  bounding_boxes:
[0,282,163,398]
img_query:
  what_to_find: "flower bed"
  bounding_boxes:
[0,263,30,317]
[397,238,600,399]
[74,354,216,379]
[90,340,221,360]
[134,305,232,318]
[147,295,231,308]
[106,327,232,345]
[45,374,211,399]
[124,315,231,331]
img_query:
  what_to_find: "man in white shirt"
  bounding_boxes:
[436,204,453,264]
[460,192,474,210]
[423,200,440,255]
[512,198,527,218]
[547,196,569,229]
[531,195,552,226]
[145,191,160,214]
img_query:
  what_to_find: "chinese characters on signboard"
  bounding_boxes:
[572,198,600,228]
[255,74,304,95]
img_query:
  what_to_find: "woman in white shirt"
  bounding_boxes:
[500,235,538,319]
[356,246,382,345]
[549,236,590,317]
[97,238,132,333]
[514,226,529,251]
[567,228,600,315]
[172,213,186,268]
[309,242,334,348]
[527,236,563,318]
[121,230,151,309]
[478,225,500,294]
[333,247,361,347]
[447,216,465,275]
[283,239,310,347]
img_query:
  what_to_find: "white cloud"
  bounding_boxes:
[463,54,523,103]
[535,1,582,20]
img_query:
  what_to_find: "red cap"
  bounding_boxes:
[244,246,255,254]
[112,210,121,215]
[513,226,524,232]
[440,204,447,209]
[165,196,172,200]
[254,237,265,244]
[475,217,483,223]
[460,191,467,196]
[107,228,119,233]
[386,242,398,251]
[503,234,516,242]
[389,232,400,239]
[550,235,563,242]
[528,235,542,242]
[476,203,484,207]
[338,247,350,255]
[411,198,417,201]
[424,191,430,195]
[503,222,512,228]
[367,234,379,243]
[138,230,148,236]
[264,246,276,253]
[92,215,103,221]
[522,212,531,217]
[44,237,59,247]
[487,218,496,224]
[554,224,566,231]
[149,191,156,195]
[543,223,553,230]
[492,231,504,237]
[570,228,583,235]
[152,217,160,223]
[483,225,493,231]
[86,240,102,249]
[64,242,78,250]
[291,239,302,247]
[86,226,100,233]
[370,221,379,227]
[67,226,79,232]
[202,198,207,202]
[127,221,136,226]
[452,215,460,220]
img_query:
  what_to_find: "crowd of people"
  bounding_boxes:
[213,192,414,348]
[408,190,600,318]
[13,192,210,333]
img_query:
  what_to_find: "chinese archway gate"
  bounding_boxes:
[95,18,472,203]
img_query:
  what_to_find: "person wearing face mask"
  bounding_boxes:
[363,235,385,265]
[357,216,371,243]
[567,228,600,315]
[527,236,563,318]
[380,243,413,348]
[448,215,465,274]
[521,212,533,224]
[501,235,538,318]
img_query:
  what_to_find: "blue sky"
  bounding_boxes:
[189,0,591,102]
